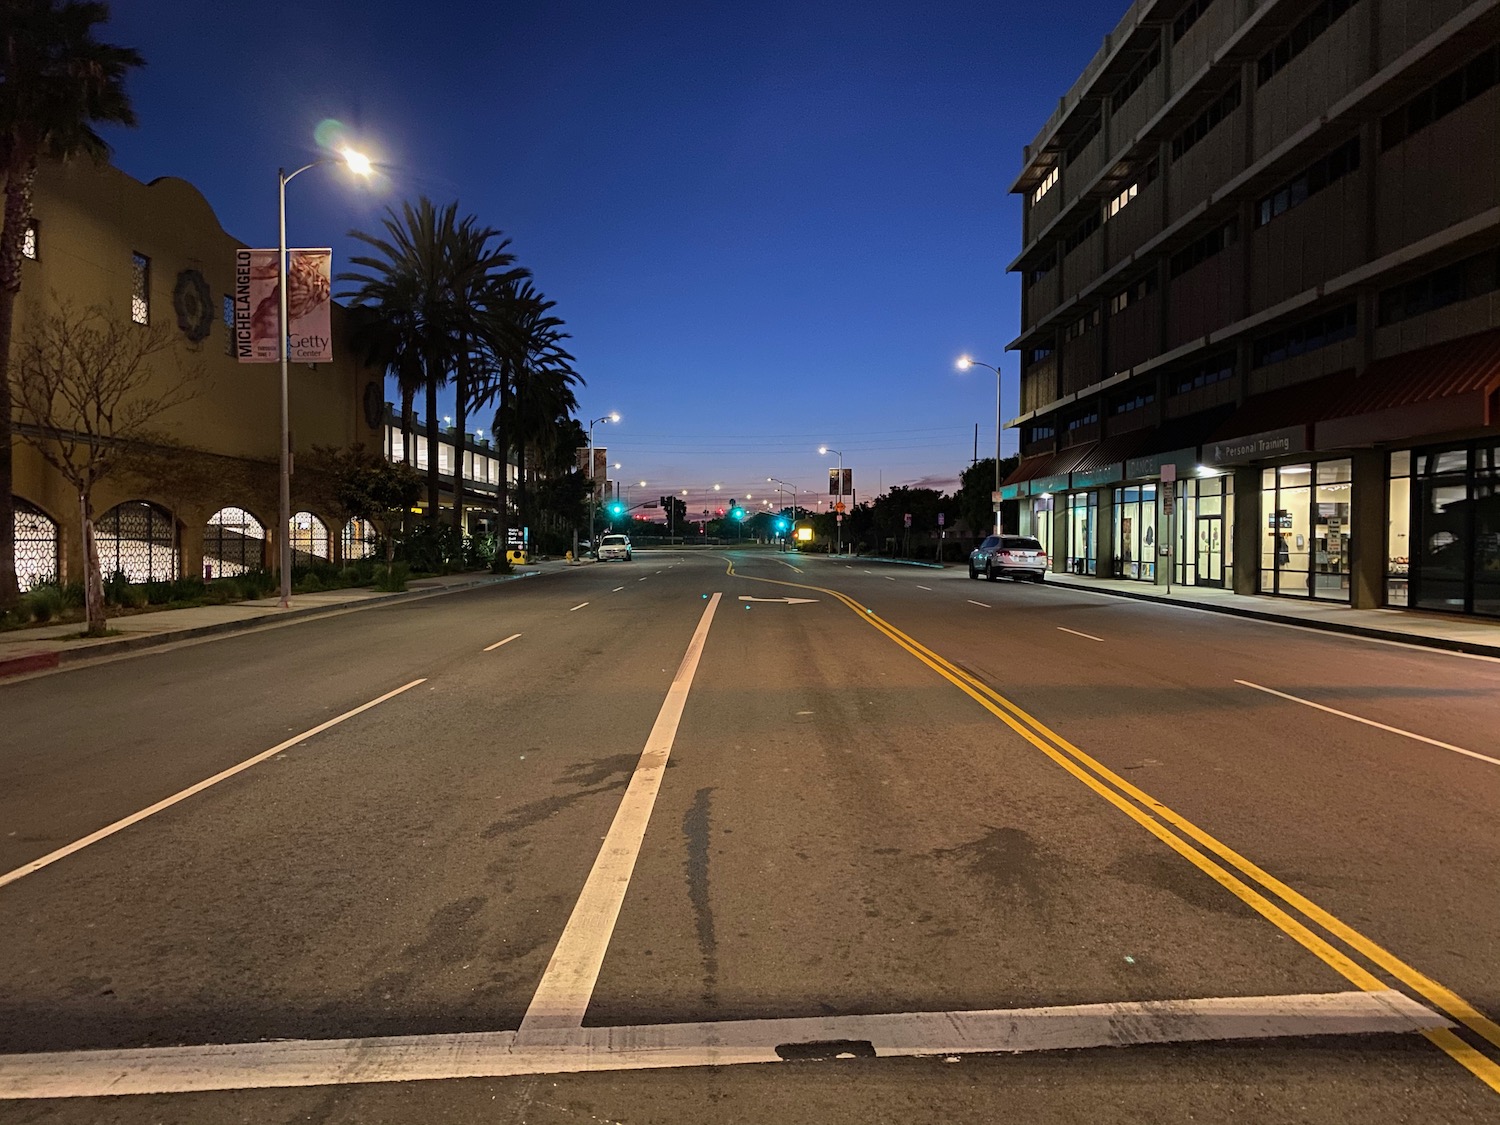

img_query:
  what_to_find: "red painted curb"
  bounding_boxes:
[0,651,61,679]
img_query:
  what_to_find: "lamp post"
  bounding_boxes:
[767,477,797,551]
[586,412,619,549]
[957,355,1004,536]
[818,446,844,556]
[277,147,372,608]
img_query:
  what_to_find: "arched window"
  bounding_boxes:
[342,517,376,561]
[96,501,177,583]
[204,507,265,579]
[14,499,60,591]
[289,512,329,565]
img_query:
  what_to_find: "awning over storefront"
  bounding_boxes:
[1001,443,1096,497]
[1068,429,1152,489]
[1124,406,1235,478]
[1316,328,1500,449]
[1201,373,1349,466]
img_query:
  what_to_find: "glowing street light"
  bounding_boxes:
[586,411,619,548]
[820,446,845,555]
[276,145,373,608]
[957,354,1004,535]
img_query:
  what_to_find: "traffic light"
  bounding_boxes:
[607,500,625,517]
[774,517,789,532]
[729,501,746,521]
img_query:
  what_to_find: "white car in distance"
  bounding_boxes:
[597,534,633,561]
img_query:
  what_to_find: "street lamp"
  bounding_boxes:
[277,147,372,608]
[767,476,798,552]
[819,446,845,556]
[957,355,1004,536]
[586,411,619,549]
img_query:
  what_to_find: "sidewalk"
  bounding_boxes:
[1041,570,1500,658]
[0,560,582,679]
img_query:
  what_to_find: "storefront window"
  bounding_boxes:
[1112,485,1157,580]
[1388,451,1410,606]
[1066,491,1098,575]
[1412,443,1500,617]
[1260,460,1351,600]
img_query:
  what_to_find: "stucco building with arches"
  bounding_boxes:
[8,157,388,591]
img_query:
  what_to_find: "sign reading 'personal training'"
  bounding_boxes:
[1201,426,1306,467]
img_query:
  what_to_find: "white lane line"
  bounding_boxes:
[1057,626,1105,642]
[612,586,625,592]
[776,560,802,572]
[569,602,589,612]
[520,593,723,1034]
[916,585,932,591]
[637,577,648,582]
[1236,680,1500,767]
[885,576,895,581]
[0,991,1440,1098]
[0,679,427,891]
[483,634,522,652]
[968,600,990,608]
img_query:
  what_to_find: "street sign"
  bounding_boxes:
[991,490,1003,503]
[836,514,843,523]
[835,502,846,512]
[903,513,912,528]
[938,513,946,527]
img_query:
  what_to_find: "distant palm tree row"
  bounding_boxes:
[339,198,583,569]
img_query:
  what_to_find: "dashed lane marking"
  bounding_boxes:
[968,601,989,608]
[483,634,522,652]
[1057,626,1104,642]
[916,585,932,591]
[1236,680,1500,767]
[0,679,428,891]
[568,603,589,612]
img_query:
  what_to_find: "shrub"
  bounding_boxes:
[373,561,409,592]
[22,585,64,623]
[294,572,323,593]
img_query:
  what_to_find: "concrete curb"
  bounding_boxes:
[1048,578,1500,659]
[0,571,538,679]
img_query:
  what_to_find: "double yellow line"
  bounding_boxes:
[730,562,1500,1094]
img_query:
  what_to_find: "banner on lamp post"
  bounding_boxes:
[235,248,333,363]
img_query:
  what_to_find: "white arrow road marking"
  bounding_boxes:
[520,593,722,1034]
[0,991,1443,1098]
[737,596,818,604]
[0,679,428,891]
[1057,626,1104,642]
[1236,680,1500,767]
[484,634,522,652]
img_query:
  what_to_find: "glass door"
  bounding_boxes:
[1196,513,1223,586]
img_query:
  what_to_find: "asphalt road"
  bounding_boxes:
[2,549,1498,1124]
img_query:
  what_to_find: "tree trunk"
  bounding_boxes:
[452,338,468,540]
[79,489,107,637]
[424,372,440,523]
[399,386,415,539]
[491,372,512,573]
[0,153,38,610]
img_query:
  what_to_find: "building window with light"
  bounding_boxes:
[130,252,150,324]
[22,221,38,260]
[1031,166,1059,205]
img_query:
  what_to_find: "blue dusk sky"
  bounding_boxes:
[101,0,1126,512]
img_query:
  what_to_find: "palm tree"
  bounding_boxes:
[341,197,464,524]
[445,217,526,538]
[0,0,143,608]
[474,282,576,570]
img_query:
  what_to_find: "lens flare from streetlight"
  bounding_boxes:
[609,411,620,423]
[342,148,374,176]
[956,355,973,371]
[818,446,828,455]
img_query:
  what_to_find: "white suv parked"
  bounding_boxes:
[969,535,1047,582]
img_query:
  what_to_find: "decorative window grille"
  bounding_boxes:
[130,252,150,324]
[96,501,176,582]
[342,518,377,560]
[289,512,330,565]
[204,507,265,578]
[14,499,59,590]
